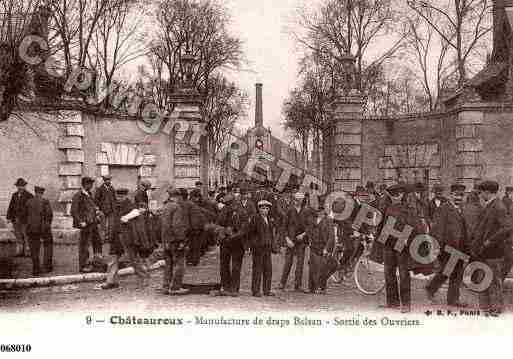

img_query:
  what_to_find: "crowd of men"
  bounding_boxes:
[5,175,513,316]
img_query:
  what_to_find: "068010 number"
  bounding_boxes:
[0,344,32,352]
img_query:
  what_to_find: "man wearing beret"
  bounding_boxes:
[26,186,53,276]
[425,184,468,307]
[471,180,513,316]
[7,178,34,257]
[246,200,278,297]
[95,175,116,244]
[71,177,103,273]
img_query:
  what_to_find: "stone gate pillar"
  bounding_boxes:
[166,91,208,192]
[330,92,365,192]
[455,109,484,189]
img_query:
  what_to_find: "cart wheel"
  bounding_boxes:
[354,255,385,295]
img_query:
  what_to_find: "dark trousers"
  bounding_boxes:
[28,232,53,275]
[280,244,306,289]
[162,246,186,290]
[502,244,513,280]
[79,225,102,270]
[308,251,323,292]
[478,258,504,313]
[251,246,272,295]
[384,247,411,308]
[186,229,204,266]
[220,242,244,293]
[426,252,464,305]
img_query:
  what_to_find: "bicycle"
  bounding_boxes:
[329,233,385,295]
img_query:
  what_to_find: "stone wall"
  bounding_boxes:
[80,113,174,207]
[0,112,64,215]
[480,106,513,187]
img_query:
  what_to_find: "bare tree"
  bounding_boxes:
[407,0,492,86]
[295,0,406,92]
[150,0,243,103]
[203,74,248,164]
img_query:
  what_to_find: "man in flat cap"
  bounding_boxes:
[246,199,278,297]
[7,178,34,257]
[25,186,53,276]
[425,184,468,307]
[71,177,102,273]
[95,174,116,244]
[279,191,312,292]
[471,180,513,316]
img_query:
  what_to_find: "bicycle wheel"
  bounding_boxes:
[354,255,385,295]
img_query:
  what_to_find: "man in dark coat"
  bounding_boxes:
[70,177,102,273]
[471,180,513,316]
[26,186,53,276]
[216,194,246,296]
[279,191,313,292]
[246,200,279,297]
[427,184,448,225]
[381,183,423,313]
[307,204,336,294]
[503,186,513,215]
[6,178,34,257]
[134,179,151,206]
[157,188,183,294]
[95,175,116,243]
[425,184,469,307]
[167,188,193,295]
[100,188,149,289]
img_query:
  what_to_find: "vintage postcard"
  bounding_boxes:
[1,0,513,356]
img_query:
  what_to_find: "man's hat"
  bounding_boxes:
[223,194,235,204]
[190,189,202,199]
[81,177,95,186]
[294,192,305,200]
[116,188,129,195]
[387,183,406,195]
[140,179,152,189]
[34,186,45,194]
[414,182,427,192]
[433,184,445,193]
[450,184,466,192]
[477,180,500,193]
[195,181,203,186]
[365,181,375,189]
[258,200,272,208]
[168,188,182,197]
[506,186,513,192]
[378,183,387,191]
[14,178,27,186]
[355,185,367,194]
[102,174,112,180]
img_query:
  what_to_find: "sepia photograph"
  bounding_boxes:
[0,0,512,356]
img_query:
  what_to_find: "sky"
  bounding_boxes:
[223,0,309,142]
